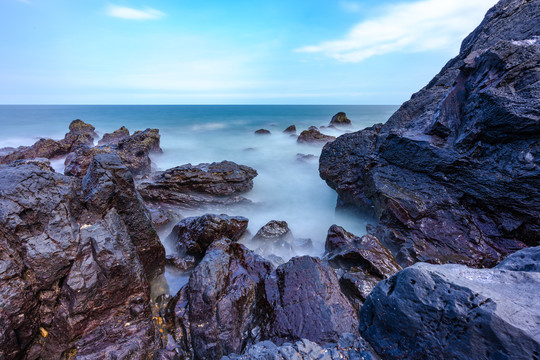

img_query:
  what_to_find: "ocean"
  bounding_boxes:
[0,105,398,293]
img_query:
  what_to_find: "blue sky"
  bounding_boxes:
[1,0,497,104]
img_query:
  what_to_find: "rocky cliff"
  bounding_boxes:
[320,0,540,268]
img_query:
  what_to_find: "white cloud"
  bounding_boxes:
[296,0,497,62]
[106,4,165,20]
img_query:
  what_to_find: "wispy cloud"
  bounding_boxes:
[296,0,497,62]
[106,4,165,20]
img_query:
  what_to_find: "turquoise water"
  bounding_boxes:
[0,105,397,276]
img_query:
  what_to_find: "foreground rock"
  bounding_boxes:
[325,225,401,309]
[298,127,336,144]
[137,160,257,208]
[359,246,540,360]
[330,112,351,126]
[223,334,379,360]
[167,232,358,359]
[0,153,166,358]
[319,0,540,268]
[97,126,130,146]
[0,119,96,164]
[251,220,312,262]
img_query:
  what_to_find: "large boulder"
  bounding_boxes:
[98,126,130,146]
[169,239,274,359]
[319,0,540,268]
[167,213,249,258]
[359,247,540,360]
[137,161,257,208]
[262,256,359,345]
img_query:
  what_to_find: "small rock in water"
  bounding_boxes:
[297,128,336,144]
[283,125,296,134]
[330,112,351,125]
[255,129,271,135]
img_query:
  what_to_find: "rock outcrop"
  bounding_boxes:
[330,112,351,126]
[137,161,257,208]
[0,119,96,164]
[319,0,540,268]
[255,129,271,135]
[298,127,336,144]
[358,246,540,360]
[283,125,296,134]
[97,126,130,146]
[0,152,166,358]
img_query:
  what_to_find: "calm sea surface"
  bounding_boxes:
[0,105,398,293]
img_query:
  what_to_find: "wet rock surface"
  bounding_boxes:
[137,160,257,208]
[319,0,540,268]
[251,220,312,262]
[298,127,336,144]
[325,225,401,310]
[359,246,540,360]
[0,154,166,358]
[167,213,249,258]
[330,112,351,126]
[223,334,379,360]
[97,126,130,146]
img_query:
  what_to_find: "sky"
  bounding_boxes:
[0,0,498,105]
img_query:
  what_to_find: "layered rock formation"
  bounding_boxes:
[137,160,257,209]
[319,0,540,268]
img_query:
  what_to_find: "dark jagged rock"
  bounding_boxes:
[325,225,401,277]
[82,152,165,277]
[38,210,157,359]
[330,112,351,125]
[115,128,162,174]
[223,334,380,360]
[0,157,165,358]
[319,0,540,268]
[283,125,296,134]
[0,119,96,165]
[255,129,271,135]
[65,128,162,177]
[98,126,130,146]
[262,256,359,345]
[359,248,540,360]
[298,127,336,144]
[170,239,274,359]
[137,161,257,208]
[251,220,295,260]
[168,214,249,258]
[325,225,401,310]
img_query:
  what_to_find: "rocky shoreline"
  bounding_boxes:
[1,0,539,359]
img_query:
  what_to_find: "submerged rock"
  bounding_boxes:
[137,160,257,208]
[359,247,540,360]
[319,0,540,268]
[330,112,351,125]
[297,127,336,144]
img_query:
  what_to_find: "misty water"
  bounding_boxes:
[0,105,398,294]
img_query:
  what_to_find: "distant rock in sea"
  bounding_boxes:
[255,128,271,135]
[330,112,351,125]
